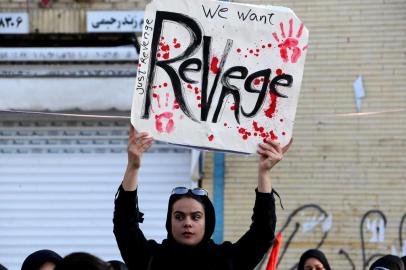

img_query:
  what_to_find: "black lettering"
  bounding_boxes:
[269,74,293,98]
[202,4,221,19]
[237,9,251,21]
[241,69,271,117]
[249,13,258,22]
[212,66,248,124]
[200,37,233,122]
[143,11,202,122]
[268,13,274,25]
[218,8,228,19]
[178,58,202,83]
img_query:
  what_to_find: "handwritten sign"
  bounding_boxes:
[0,13,29,34]
[131,0,309,154]
[87,11,144,33]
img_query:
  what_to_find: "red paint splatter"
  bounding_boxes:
[262,45,266,49]
[173,100,180,110]
[198,104,202,108]
[230,105,236,111]
[237,48,241,53]
[242,135,248,140]
[264,94,278,119]
[163,52,170,60]
[280,118,284,122]
[270,130,278,140]
[224,122,228,127]
[163,82,168,87]
[238,128,246,134]
[165,92,169,107]
[187,84,193,89]
[208,134,214,141]
[249,49,253,54]
[210,57,219,74]
[254,79,261,85]
[153,93,161,108]
[157,53,161,58]
[173,38,177,44]
[161,44,170,52]
[174,43,181,48]
[276,69,283,75]
[282,132,286,136]
[196,96,201,100]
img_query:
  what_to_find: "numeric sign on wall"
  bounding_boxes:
[0,13,29,34]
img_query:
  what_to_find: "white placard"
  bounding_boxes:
[131,0,309,154]
[87,11,144,33]
[0,13,29,34]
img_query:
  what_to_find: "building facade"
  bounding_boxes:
[1,0,405,269]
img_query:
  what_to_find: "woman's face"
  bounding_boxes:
[171,197,205,246]
[40,262,56,270]
[304,257,325,270]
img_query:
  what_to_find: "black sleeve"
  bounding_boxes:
[231,189,277,270]
[113,184,155,270]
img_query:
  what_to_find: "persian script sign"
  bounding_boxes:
[131,0,309,154]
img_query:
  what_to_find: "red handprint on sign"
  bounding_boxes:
[151,85,180,134]
[273,19,308,64]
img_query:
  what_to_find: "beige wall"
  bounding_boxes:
[3,0,405,269]
[206,0,406,269]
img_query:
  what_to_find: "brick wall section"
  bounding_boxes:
[219,0,406,269]
[2,0,405,269]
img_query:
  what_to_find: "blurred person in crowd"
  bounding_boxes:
[113,126,291,270]
[369,254,404,270]
[54,252,113,270]
[21,249,62,270]
[297,249,332,270]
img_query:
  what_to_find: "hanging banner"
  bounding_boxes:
[131,0,309,154]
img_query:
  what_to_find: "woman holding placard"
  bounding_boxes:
[113,125,291,270]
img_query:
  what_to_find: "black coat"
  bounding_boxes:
[113,185,276,270]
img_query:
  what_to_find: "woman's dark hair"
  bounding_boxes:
[54,252,113,270]
[21,249,62,270]
[297,249,331,270]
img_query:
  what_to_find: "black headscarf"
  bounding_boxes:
[369,255,405,270]
[297,249,332,270]
[54,252,113,270]
[21,249,62,270]
[165,191,215,244]
[108,260,128,270]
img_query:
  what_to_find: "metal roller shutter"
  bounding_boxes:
[0,119,193,270]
